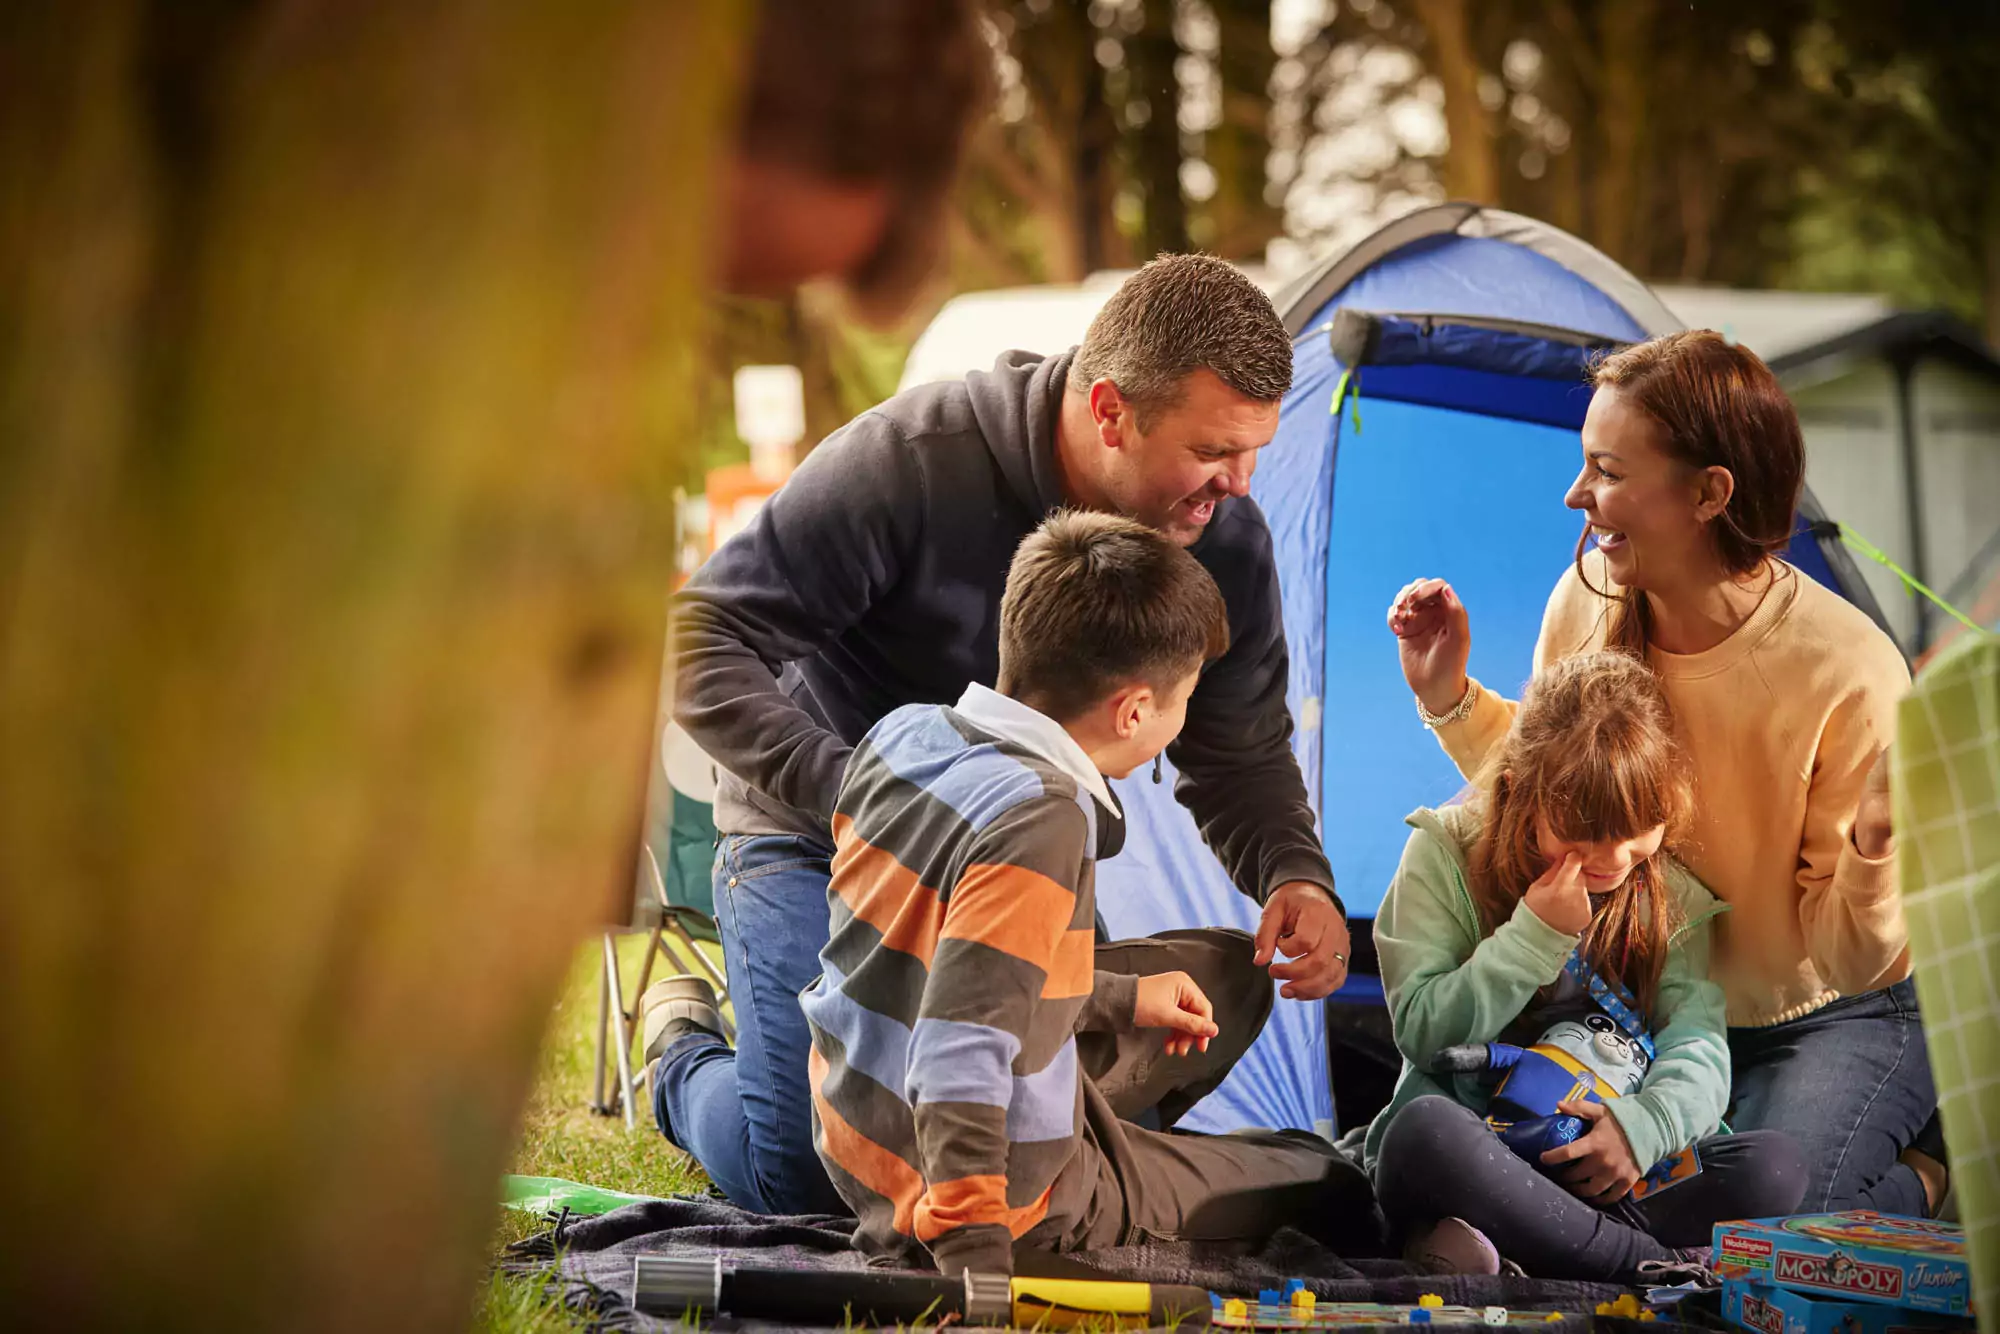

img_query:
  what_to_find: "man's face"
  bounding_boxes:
[1092,369,1280,546]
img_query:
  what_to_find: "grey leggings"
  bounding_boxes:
[1374,1096,1808,1281]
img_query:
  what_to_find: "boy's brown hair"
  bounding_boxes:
[997,510,1230,722]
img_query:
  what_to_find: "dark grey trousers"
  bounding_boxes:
[1374,1095,1807,1281]
[1031,927,1385,1260]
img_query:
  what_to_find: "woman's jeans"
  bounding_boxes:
[1726,977,1938,1216]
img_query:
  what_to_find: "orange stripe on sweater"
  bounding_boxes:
[942,861,1073,970]
[914,1174,1053,1243]
[830,814,943,967]
[1041,928,1095,999]
[809,1045,921,1236]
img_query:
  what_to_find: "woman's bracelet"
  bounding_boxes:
[1415,680,1476,730]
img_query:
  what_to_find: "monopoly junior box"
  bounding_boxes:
[1720,1278,1972,1334]
[1713,1213,1973,1317]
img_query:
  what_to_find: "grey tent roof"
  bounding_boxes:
[1271,201,1684,339]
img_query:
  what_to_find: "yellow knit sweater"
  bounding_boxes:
[1436,553,1912,1027]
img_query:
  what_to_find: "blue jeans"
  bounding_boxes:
[652,832,849,1216]
[1726,977,1937,1216]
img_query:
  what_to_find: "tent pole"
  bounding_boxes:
[1893,351,1931,652]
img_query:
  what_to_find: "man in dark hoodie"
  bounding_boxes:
[652,254,1349,1215]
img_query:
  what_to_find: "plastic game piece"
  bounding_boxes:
[1222,1298,1248,1320]
[1291,1289,1317,1312]
[1410,1309,1432,1324]
[1594,1294,1645,1319]
[1545,1313,1563,1322]
[1284,1280,1307,1298]
[1261,1289,1284,1307]
[1420,1295,1445,1309]
[1483,1308,1508,1326]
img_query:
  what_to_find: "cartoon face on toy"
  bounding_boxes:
[1532,1015,1650,1097]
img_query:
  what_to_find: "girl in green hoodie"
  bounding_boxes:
[1365,653,1805,1281]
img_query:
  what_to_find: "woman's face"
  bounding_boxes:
[1566,386,1723,590]
[1535,816,1667,895]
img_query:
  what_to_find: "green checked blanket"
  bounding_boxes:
[1894,631,2000,1326]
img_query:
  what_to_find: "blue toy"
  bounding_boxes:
[1431,1011,1693,1172]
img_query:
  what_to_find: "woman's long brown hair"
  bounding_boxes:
[1467,652,1696,1016]
[1581,331,1805,656]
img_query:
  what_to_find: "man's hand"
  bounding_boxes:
[1541,1099,1643,1204]
[1134,971,1219,1057]
[1253,881,1350,1001]
[1522,852,1590,936]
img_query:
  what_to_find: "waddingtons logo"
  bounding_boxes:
[1776,1249,1903,1299]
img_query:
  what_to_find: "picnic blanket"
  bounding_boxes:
[499,1195,1635,1333]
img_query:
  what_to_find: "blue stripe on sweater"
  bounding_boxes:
[909,1016,1019,1107]
[868,706,1043,833]
[799,959,910,1100]
[1005,1038,1079,1142]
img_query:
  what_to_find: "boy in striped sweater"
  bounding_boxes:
[801,511,1377,1277]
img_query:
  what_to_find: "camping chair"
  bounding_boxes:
[590,787,734,1130]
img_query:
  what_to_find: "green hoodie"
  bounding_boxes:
[1359,803,1732,1177]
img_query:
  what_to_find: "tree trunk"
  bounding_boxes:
[1130,0,1191,258]
[0,3,742,1329]
[1590,0,1654,268]
[1413,0,1500,203]
[1209,0,1282,261]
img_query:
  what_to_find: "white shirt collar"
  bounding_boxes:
[953,683,1121,816]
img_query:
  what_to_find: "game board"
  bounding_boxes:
[1713,1213,1973,1316]
[1207,1282,1637,1328]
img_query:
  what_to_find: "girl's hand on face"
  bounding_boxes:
[1386,578,1472,717]
[1523,852,1590,936]
[1541,1099,1643,1204]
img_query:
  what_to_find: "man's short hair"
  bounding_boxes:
[998,510,1231,722]
[1069,253,1293,427]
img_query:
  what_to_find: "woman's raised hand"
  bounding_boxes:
[1387,578,1471,715]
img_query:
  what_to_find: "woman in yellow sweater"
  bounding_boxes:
[1386,330,1944,1218]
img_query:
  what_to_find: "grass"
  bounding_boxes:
[473,933,719,1333]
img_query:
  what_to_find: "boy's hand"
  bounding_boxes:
[1523,852,1589,936]
[1541,1099,1643,1204]
[1254,881,1351,999]
[1134,971,1219,1057]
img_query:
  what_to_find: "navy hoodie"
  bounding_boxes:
[672,349,1337,908]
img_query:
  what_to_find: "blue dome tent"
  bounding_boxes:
[1093,203,1892,1138]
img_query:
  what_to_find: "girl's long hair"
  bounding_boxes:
[1467,652,1695,1016]
[1582,331,1804,656]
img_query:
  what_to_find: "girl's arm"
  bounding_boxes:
[1376,827,1579,1064]
[1604,884,1731,1172]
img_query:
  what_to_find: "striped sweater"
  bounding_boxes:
[801,693,1133,1277]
